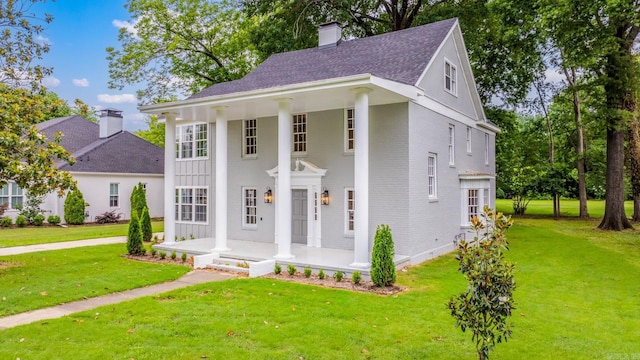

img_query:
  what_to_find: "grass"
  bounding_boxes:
[495,198,634,218]
[0,221,164,248]
[0,244,189,316]
[1,214,639,358]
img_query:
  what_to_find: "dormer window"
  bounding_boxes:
[445,59,457,96]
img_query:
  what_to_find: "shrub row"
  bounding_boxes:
[274,263,363,285]
[0,215,60,227]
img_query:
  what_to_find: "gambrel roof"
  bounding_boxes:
[190,18,457,99]
[36,115,164,174]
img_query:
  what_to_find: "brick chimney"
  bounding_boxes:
[99,108,123,138]
[318,21,342,47]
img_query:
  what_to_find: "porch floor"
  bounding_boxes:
[154,238,410,273]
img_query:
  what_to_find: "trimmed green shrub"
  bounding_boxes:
[64,189,86,225]
[47,215,61,225]
[1,216,12,227]
[371,224,397,287]
[352,271,362,285]
[15,215,27,227]
[130,183,147,218]
[333,270,344,282]
[19,193,45,224]
[287,264,297,275]
[303,266,312,278]
[318,269,325,280]
[274,263,282,275]
[140,206,152,242]
[181,252,187,262]
[126,211,144,255]
[151,248,157,257]
[170,250,177,260]
[159,251,166,260]
[33,214,45,226]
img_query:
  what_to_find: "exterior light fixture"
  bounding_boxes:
[264,187,273,204]
[321,187,330,205]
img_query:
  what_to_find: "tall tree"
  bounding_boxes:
[107,0,258,103]
[134,115,165,148]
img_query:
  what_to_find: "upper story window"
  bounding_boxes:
[0,182,23,210]
[292,114,307,155]
[109,183,119,207]
[243,119,257,158]
[445,59,457,95]
[176,123,208,159]
[175,187,208,223]
[428,154,437,199]
[448,125,455,166]
[344,108,355,153]
[485,133,490,165]
[466,126,472,154]
[242,187,257,227]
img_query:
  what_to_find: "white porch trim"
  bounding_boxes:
[162,113,177,244]
[213,106,230,251]
[274,99,294,259]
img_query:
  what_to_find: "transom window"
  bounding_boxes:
[109,183,119,207]
[428,154,437,199]
[466,126,472,153]
[243,119,257,157]
[344,108,355,152]
[175,187,208,223]
[176,123,208,159]
[448,125,455,165]
[292,114,307,154]
[445,60,457,95]
[0,182,23,209]
[242,187,257,227]
[345,188,355,234]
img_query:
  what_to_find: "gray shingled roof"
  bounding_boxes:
[36,115,164,174]
[189,18,456,99]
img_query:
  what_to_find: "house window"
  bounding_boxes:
[448,125,455,165]
[176,123,208,159]
[466,126,472,153]
[243,119,257,157]
[344,108,355,152]
[109,183,119,207]
[428,154,437,199]
[0,182,23,209]
[460,182,491,226]
[242,187,257,227]
[468,189,479,221]
[175,187,208,223]
[485,134,490,165]
[445,60,457,95]
[292,114,307,154]
[345,188,355,235]
[484,188,490,209]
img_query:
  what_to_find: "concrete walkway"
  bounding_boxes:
[0,233,235,330]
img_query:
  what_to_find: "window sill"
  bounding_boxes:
[428,198,439,203]
[344,233,354,238]
[291,152,308,158]
[242,225,258,231]
[242,155,258,160]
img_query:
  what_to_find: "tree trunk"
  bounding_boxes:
[626,108,640,221]
[599,128,633,230]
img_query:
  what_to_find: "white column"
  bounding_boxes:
[274,99,294,259]
[163,113,177,244]
[214,106,230,251]
[351,88,372,268]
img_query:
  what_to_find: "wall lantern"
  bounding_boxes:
[321,187,330,205]
[264,187,273,204]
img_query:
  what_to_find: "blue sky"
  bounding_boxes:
[38,0,147,131]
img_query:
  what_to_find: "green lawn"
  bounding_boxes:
[0,244,189,316]
[0,221,164,248]
[1,217,638,359]
[496,198,635,218]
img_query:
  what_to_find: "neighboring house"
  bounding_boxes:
[140,18,498,270]
[1,109,164,223]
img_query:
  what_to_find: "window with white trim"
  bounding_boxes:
[243,119,257,157]
[483,188,490,209]
[468,189,479,221]
[176,123,208,159]
[445,60,457,95]
[292,114,307,154]
[175,187,208,223]
[109,183,119,207]
[344,108,355,152]
[0,182,23,209]
[448,125,455,165]
[242,187,257,227]
[484,133,490,165]
[460,181,491,226]
[466,126,472,153]
[345,188,355,235]
[428,154,437,199]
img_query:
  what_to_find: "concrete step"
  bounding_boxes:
[206,258,254,274]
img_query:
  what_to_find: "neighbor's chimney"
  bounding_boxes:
[99,108,124,138]
[318,21,342,47]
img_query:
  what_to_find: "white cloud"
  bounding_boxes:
[112,19,138,35]
[72,78,90,87]
[124,113,148,132]
[97,93,137,104]
[35,35,51,45]
[42,76,61,87]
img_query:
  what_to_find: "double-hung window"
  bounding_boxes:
[445,59,457,95]
[448,125,455,165]
[460,180,491,226]
[344,108,355,153]
[175,187,208,223]
[468,189,479,221]
[428,154,437,199]
[243,119,257,158]
[109,183,119,207]
[484,134,490,165]
[345,188,355,235]
[176,123,208,159]
[292,114,307,155]
[466,126,472,154]
[242,187,257,227]
[0,182,23,209]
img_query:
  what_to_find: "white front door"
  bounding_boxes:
[292,189,308,244]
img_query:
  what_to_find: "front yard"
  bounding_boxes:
[0,216,638,359]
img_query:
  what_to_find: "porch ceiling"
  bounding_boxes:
[140,74,418,123]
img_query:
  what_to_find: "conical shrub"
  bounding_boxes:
[127,211,144,255]
[140,206,152,242]
[371,224,396,287]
